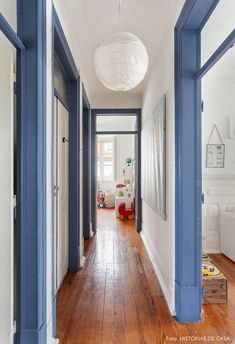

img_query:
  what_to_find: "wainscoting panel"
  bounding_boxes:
[202,175,235,253]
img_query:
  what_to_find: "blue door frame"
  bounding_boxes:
[82,85,91,240]
[16,0,47,342]
[52,6,84,336]
[175,0,235,323]
[91,109,142,233]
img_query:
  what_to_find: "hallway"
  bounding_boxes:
[57,209,235,344]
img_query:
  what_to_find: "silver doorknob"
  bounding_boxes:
[54,185,60,196]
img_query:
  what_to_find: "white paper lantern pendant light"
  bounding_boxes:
[94,31,149,92]
[94,1,149,91]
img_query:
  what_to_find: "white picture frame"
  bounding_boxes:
[141,95,167,220]
[206,144,225,168]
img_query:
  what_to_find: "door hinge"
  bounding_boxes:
[201,193,205,204]
[14,206,17,220]
[14,82,17,95]
[201,100,204,113]
[13,196,17,220]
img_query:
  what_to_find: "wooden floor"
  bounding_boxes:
[57,208,235,344]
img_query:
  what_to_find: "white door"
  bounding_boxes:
[0,47,14,343]
[54,97,69,289]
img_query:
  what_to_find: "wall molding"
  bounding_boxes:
[140,230,175,316]
[202,175,235,253]
[203,79,235,84]
[203,174,235,181]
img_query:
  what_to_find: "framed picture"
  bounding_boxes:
[206,144,225,168]
[141,95,167,220]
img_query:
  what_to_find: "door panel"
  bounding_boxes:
[55,98,69,289]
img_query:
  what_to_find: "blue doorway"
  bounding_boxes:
[175,0,235,323]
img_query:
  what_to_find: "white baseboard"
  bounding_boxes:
[140,231,175,316]
[80,255,86,268]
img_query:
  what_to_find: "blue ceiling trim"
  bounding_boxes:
[96,131,138,135]
[93,108,141,116]
[0,13,25,50]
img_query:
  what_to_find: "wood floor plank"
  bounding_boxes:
[57,208,235,344]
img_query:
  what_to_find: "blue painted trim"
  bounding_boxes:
[183,0,217,31]
[82,83,91,109]
[96,131,138,135]
[68,79,81,271]
[54,88,71,112]
[199,0,220,30]
[0,13,25,50]
[53,7,79,80]
[52,5,82,335]
[195,29,235,79]
[82,86,91,240]
[175,27,202,325]
[136,112,142,232]
[91,111,97,234]
[94,109,141,116]
[17,0,47,342]
[91,109,142,233]
[53,5,81,265]
[174,0,219,323]
[51,17,56,338]
[0,11,26,343]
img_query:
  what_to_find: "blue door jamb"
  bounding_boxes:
[17,0,47,342]
[91,109,142,233]
[53,5,81,271]
[174,0,228,323]
[52,6,84,336]
[82,85,91,240]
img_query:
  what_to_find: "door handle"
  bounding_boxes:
[63,137,69,143]
[54,185,60,196]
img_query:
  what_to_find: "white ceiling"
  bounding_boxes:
[59,0,176,106]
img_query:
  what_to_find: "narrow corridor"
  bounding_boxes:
[57,209,235,344]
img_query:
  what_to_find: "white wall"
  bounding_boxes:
[0,46,14,344]
[202,80,235,253]
[98,135,135,192]
[140,0,185,315]
[92,91,142,108]
[202,80,235,176]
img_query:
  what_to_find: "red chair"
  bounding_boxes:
[118,202,134,220]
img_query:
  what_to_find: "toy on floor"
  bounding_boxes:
[97,191,105,208]
[104,190,115,208]
[118,202,134,220]
[202,263,223,278]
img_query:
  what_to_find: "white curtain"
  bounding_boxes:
[141,95,166,220]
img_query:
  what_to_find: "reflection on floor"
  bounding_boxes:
[57,208,235,343]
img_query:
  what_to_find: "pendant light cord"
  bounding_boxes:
[118,0,122,23]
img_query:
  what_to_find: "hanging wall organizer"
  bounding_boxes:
[206,125,225,168]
